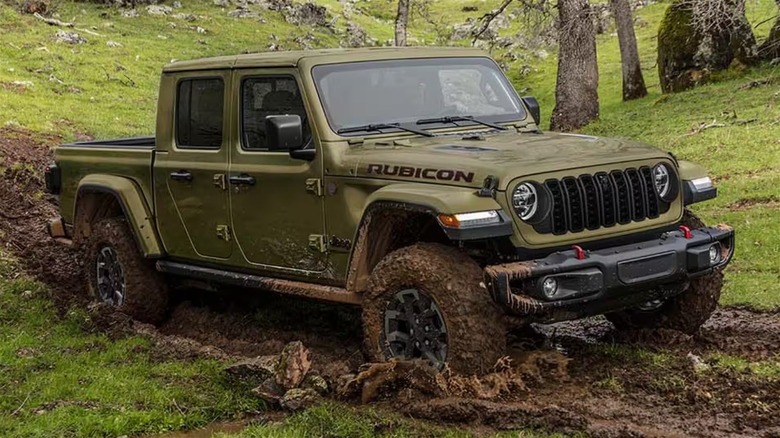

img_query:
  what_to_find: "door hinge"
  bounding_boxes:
[305,178,323,196]
[213,174,226,191]
[216,224,232,241]
[308,234,327,253]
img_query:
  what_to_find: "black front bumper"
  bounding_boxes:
[484,224,734,323]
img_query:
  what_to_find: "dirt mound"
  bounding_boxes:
[0,127,86,310]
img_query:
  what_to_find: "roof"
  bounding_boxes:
[162,46,489,72]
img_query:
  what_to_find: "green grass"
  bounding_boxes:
[0,255,261,438]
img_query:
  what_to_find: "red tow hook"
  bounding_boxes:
[679,225,693,239]
[572,245,586,260]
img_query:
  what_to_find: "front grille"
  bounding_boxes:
[543,167,663,235]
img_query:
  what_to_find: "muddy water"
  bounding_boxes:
[145,420,248,438]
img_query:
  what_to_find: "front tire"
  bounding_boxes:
[362,243,506,375]
[605,210,723,334]
[84,218,169,324]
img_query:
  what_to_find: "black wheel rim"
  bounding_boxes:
[383,288,448,367]
[95,246,125,306]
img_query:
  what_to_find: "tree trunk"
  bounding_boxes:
[610,0,647,100]
[395,0,410,47]
[550,0,599,132]
[759,0,780,60]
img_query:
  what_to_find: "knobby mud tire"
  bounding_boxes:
[84,218,169,324]
[606,210,723,334]
[362,243,506,375]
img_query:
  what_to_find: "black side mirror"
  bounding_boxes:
[265,115,303,151]
[522,96,541,126]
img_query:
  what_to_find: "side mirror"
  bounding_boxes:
[265,115,303,151]
[522,96,541,127]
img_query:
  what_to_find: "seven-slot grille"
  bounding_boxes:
[543,167,663,235]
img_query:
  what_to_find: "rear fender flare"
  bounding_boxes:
[74,174,163,258]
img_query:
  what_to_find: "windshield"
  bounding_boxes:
[311,57,526,135]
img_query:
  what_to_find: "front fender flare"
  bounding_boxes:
[75,174,163,258]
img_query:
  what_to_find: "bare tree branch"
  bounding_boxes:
[471,0,513,44]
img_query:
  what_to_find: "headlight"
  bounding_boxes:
[653,164,672,199]
[512,182,538,221]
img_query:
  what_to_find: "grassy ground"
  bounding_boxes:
[1,0,780,436]
[0,252,262,437]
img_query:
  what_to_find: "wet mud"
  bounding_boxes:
[3,129,780,437]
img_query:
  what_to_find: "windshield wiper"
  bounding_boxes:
[416,115,508,131]
[337,123,434,137]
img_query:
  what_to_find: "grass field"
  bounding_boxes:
[1,0,779,436]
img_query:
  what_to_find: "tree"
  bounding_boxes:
[758,0,780,60]
[550,0,599,132]
[395,0,410,46]
[610,0,647,100]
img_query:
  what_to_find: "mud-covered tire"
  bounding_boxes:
[605,210,723,334]
[362,243,506,375]
[84,217,169,324]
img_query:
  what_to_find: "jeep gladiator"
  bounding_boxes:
[45,48,734,373]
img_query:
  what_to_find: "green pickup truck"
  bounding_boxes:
[45,47,733,373]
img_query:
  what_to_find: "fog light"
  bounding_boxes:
[542,277,559,299]
[709,244,721,265]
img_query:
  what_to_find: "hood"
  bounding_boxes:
[346,131,671,190]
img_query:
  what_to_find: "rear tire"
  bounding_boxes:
[84,218,169,324]
[605,210,723,334]
[362,243,506,375]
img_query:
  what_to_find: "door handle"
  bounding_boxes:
[170,170,192,182]
[229,173,256,186]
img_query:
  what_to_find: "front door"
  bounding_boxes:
[228,70,327,273]
[154,72,232,260]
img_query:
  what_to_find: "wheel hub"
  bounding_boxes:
[95,246,125,306]
[383,288,448,367]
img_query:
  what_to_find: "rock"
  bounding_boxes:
[301,373,328,395]
[225,355,278,383]
[279,387,321,411]
[227,8,259,18]
[342,22,367,48]
[658,0,758,93]
[687,352,711,373]
[252,377,285,405]
[146,4,173,15]
[106,40,122,48]
[173,0,182,7]
[54,30,85,45]
[173,13,196,21]
[195,26,207,34]
[21,0,48,15]
[120,9,139,18]
[213,0,229,7]
[275,341,311,390]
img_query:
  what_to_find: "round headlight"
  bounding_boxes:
[653,164,671,199]
[512,183,538,221]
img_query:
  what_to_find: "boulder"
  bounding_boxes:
[225,355,278,383]
[280,387,321,411]
[275,341,312,390]
[252,377,285,405]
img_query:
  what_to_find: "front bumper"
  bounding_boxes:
[484,224,734,323]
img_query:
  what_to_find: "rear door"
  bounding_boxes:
[228,69,327,273]
[154,71,233,261]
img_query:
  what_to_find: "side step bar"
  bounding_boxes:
[156,260,362,305]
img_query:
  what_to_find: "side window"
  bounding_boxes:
[176,78,224,149]
[241,76,310,151]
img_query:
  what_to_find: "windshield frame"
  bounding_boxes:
[310,56,528,137]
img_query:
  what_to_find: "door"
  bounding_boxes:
[154,72,232,260]
[228,70,327,272]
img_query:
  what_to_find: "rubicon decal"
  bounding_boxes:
[366,164,475,183]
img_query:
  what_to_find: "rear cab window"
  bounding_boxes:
[176,78,225,149]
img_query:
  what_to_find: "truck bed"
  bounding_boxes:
[54,137,157,226]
